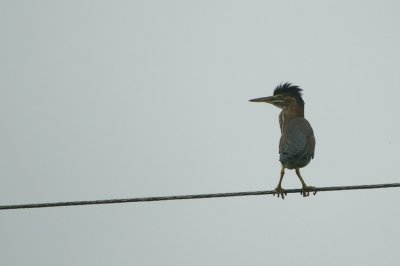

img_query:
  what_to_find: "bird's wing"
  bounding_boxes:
[279,130,307,158]
[279,118,315,159]
[305,134,315,159]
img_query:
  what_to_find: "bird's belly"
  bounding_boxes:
[279,153,312,169]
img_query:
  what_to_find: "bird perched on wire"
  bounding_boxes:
[250,83,316,199]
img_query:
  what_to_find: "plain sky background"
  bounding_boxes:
[1,1,400,265]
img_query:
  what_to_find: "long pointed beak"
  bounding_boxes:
[249,96,277,103]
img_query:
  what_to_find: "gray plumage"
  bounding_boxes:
[279,117,315,170]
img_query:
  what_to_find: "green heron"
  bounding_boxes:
[250,83,315,199]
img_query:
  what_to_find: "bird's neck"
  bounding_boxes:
[279,106,304,132]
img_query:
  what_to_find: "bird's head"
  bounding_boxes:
[249,83,305,109]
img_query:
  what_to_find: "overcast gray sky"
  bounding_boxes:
[1,1,400,265]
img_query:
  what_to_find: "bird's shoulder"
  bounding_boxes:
[284,117,314,135]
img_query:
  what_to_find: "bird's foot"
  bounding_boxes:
[273,185,287,200]
[300,185,317,197]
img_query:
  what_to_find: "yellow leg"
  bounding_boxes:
[295,168,316,197]
[273,167,287,199]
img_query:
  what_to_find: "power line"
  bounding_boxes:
[1,182,399,211]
